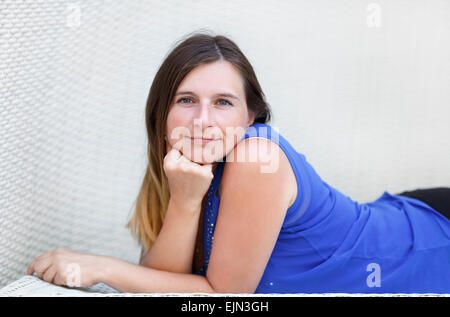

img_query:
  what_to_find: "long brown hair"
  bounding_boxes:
[126,30,272,257]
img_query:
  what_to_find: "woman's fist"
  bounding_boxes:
[164,141,214,209]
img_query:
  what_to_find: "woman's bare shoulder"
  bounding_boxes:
[219,137,297,208]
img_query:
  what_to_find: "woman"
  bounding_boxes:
[27,32,450,294]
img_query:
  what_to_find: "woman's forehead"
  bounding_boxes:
[177,62,244,97]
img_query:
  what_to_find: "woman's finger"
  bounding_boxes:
[53,272,65,286]
[165,147,181,163]
[42,264,58,284]
[26,251,55,275]
[200,163,213,178]
[30,256,54,279]
[200,163,213,172]
[27,258,37,275]
[177,153,193,164]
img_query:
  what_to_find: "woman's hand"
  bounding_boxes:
[26,247,107,288]
[164,140,214,209]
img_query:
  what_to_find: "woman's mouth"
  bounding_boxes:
[190,137,218,144]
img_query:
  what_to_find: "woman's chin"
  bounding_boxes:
[180,147,225,165]
[188,155,218,165]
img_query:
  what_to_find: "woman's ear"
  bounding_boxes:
[247,111,256,127]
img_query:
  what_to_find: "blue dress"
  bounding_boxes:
[193,122,450,293]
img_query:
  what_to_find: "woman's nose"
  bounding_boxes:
[194,103,214,129]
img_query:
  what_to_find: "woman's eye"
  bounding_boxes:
[177,97,192,104]
[176,97,232,107]
[218,99,232,107]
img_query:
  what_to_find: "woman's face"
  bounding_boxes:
[165,61,255,164]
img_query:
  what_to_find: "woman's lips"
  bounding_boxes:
[190,137,218,144]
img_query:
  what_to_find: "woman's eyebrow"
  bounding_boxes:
[175,91,240,100]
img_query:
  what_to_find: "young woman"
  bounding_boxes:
[27,32,450,294]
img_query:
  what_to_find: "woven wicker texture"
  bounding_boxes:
[1,0,449,295]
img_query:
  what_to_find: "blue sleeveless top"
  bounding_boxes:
[193,123,450,293]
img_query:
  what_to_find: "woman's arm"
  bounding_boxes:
[103,138,292,294]
[26,247,215,293]
[102,255,215,293]
[140,198,202,273]
[27,138,292,294]
[206,138,294,293]
[140,142,213,273]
